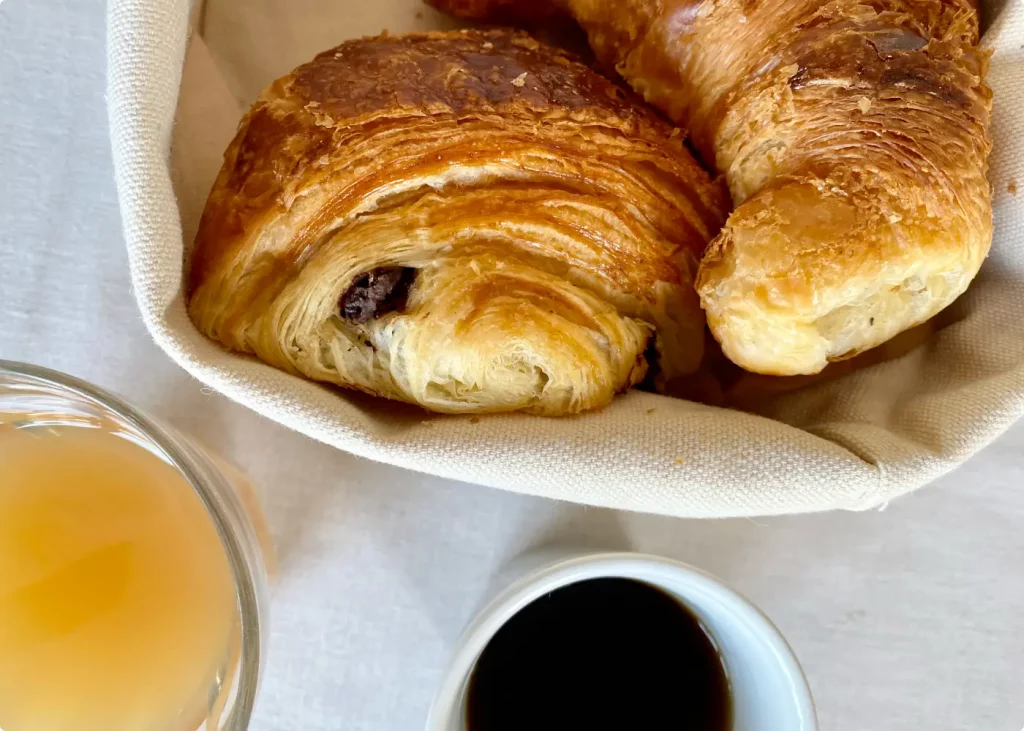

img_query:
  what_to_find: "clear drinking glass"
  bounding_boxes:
[0,360,272,731]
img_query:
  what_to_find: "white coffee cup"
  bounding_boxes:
[426,551,817,731]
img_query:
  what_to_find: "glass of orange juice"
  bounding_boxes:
[0,360,272,731]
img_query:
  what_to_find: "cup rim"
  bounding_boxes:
[0,359,268,731]
[426,551,817,731]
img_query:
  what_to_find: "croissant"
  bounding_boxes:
[187,29,727,415]
[431,0,994,376]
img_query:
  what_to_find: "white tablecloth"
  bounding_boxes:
[2,1,1023,729]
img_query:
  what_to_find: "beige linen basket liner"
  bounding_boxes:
[107,0,1024,517]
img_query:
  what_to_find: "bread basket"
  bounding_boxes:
[107,0,1024,517]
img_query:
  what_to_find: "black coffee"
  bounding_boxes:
[466,578,731,731]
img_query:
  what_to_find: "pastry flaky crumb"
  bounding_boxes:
[511,72,527,87]
[857,96,872,114]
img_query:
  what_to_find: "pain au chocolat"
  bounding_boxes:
[187,29,727,415]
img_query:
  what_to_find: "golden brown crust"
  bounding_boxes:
[188,29,728,414]
[432,0,994,376]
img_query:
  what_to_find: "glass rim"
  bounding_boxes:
[0,359,267,731]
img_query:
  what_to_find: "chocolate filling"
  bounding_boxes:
[636,335,661,392]
[338,266,417,324]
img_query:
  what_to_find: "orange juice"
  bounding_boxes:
[0,424,239,731]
